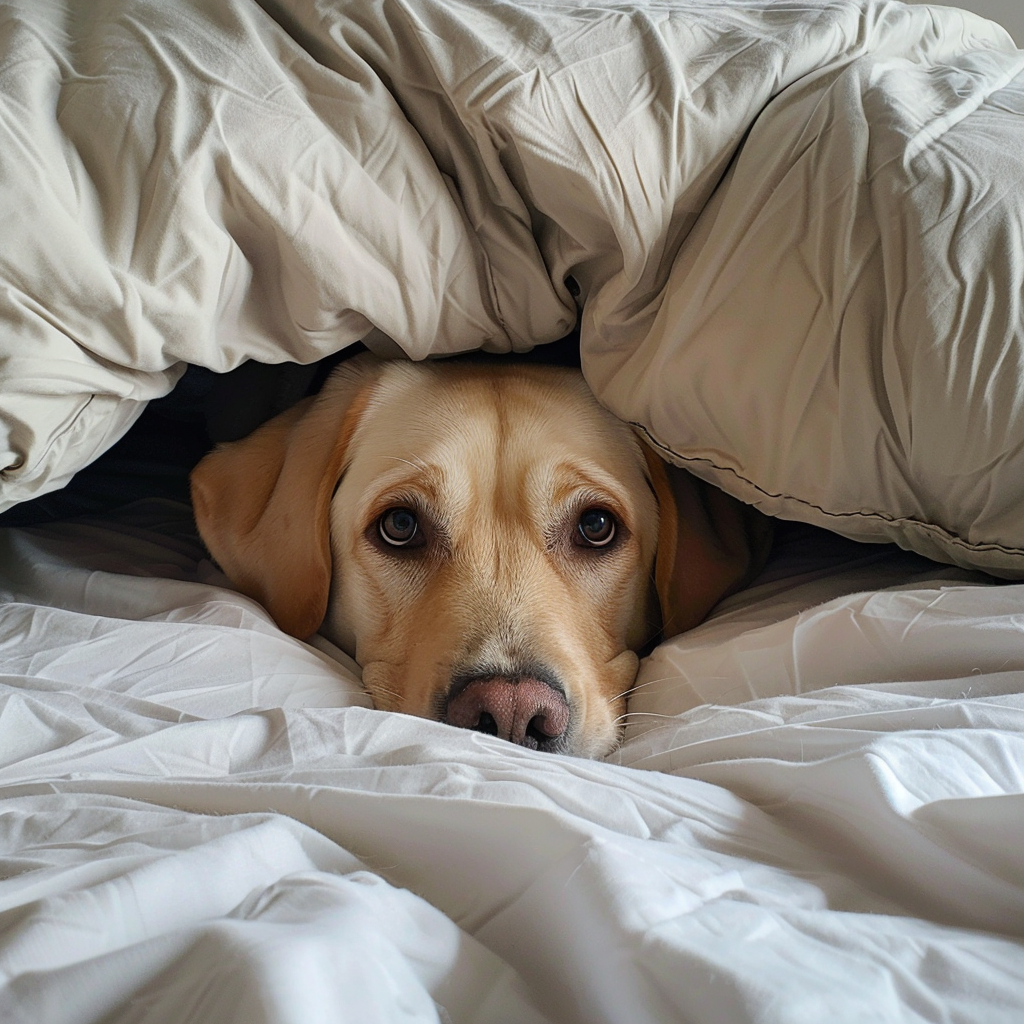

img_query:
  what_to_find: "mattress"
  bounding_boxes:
[1,501,1022,1022]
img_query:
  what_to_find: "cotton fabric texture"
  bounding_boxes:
[0,0,1023,575]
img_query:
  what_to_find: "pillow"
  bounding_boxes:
[586,45,1024,577]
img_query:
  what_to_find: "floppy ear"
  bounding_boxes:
[190,354,382,639]
[643,446,774,638]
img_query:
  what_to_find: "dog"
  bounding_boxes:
[190,354,771,757]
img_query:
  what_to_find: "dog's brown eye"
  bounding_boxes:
[379,507,419,547]
[576,508,616,548]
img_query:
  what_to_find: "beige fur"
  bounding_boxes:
[191,354,771,757]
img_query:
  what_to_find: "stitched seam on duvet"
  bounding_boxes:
[1,393,96,479]
[633,422,1024,558]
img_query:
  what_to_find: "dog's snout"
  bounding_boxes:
[445,675,570,751]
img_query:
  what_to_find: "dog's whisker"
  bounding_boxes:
[606,685,638,705]
[605,674,682,705]
[612,711,679,726]
[642,628,664,649]
[360,678,406,709]
[625,674,682,692]
[370,683,405,700]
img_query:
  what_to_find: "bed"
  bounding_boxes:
[2,0,1024,1021]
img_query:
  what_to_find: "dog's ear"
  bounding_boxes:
[643,446,774,639]
[190,353,382,639]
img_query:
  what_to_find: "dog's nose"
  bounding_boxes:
[445,676,570,751]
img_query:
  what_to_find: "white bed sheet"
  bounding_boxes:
[0,502,1022,1022]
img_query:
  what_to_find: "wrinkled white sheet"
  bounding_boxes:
[1,502,1022,1022]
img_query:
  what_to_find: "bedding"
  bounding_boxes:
[1,0,1024,576]
[2,0,1024,1020]
[1,501,1023,1022]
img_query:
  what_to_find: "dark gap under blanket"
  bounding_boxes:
[0,334,586,528]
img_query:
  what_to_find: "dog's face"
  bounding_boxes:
[191,354,770,758]
[321,361,659,757]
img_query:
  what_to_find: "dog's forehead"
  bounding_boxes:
[352,362,643,483]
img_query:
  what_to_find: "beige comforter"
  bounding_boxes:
[0,0,1021,573]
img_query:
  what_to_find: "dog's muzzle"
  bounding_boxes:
[445,673,570,752]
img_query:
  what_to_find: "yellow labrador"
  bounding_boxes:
[191,354,771,757]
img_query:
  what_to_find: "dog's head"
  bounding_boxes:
[191,354,770,757]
